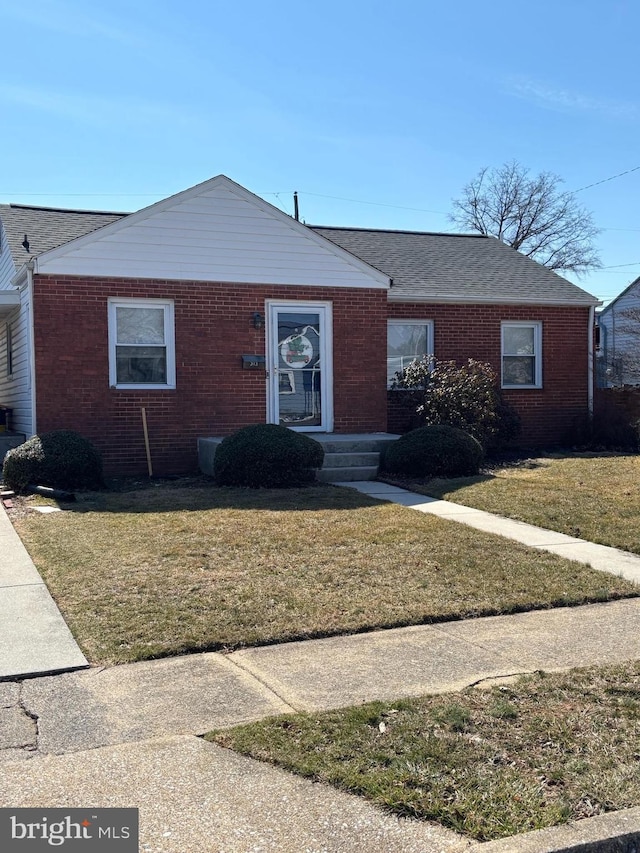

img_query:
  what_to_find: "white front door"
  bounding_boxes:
[267,301,333,432]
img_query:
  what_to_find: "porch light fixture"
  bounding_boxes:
[252,312,264,330]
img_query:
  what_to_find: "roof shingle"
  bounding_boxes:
[0,204,126,268]
[312,226,599,306]
[0,203,599,306]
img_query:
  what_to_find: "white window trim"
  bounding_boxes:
[501,321,542,389]
[108,298,176,390]
[387,319,434,388]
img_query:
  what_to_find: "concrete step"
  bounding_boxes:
[311,434,399,454]
[316,466,379,483]
[198,433,400,479]
[322,451,380,469]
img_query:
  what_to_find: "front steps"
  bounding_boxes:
[197,433,400,483]
[311,434,399,482]
[317,451,380,482]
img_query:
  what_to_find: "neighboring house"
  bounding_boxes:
[596,277,640,387]
[0,175,599,476]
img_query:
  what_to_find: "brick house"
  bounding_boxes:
[0,175,599,476]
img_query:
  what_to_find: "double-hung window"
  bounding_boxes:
[501,322,542,388]
[387,320,434,387]
[108,299,175,389]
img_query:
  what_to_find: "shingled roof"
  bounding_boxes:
[312,226,599,306]
[0,204,126,267]
[0,202,599,306]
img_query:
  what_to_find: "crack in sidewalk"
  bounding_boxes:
[220,655,301,715]
[18,681,40,753]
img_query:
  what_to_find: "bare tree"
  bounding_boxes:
[450,161,601,275]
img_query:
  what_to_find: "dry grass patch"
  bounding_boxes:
[400,453,640,554]
[11,481,637,665]
[208,661,640,842]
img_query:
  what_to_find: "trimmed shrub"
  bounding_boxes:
[391,357,520,450]
[381,424,484,479]
[566,408,640,451]
[213,424,324,488]
[2,430,104,493]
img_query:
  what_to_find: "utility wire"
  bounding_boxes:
[571,165,640,194]
[600,261,640,269]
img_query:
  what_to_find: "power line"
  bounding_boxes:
[600,261,640,269]
[571,165,640,194]
[0,192,160,197]
[271,190,449,217]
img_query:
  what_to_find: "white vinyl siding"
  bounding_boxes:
[108,299,175,389]
[0,221,17,290]
[0,300,34,436]
[597,281,640,386]
[35,180,389,289]
[501,322,542,388]
[5,322,13,376]
[387,320,434,387]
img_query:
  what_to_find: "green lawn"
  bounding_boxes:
[390,453,640,553]
[209,660,640,842]
[10,480,636,664]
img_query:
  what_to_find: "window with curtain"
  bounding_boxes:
[108,299,175,388]
[501,322,542,388]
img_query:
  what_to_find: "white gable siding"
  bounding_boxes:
[36,183,389,289]
[0,221,17,289]
[598,280,640,386]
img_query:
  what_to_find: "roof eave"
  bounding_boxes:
[0,289,21,317]
[387,292,602,308]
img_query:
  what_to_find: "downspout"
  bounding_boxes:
[587,304,595,417]
[25,259,37,436]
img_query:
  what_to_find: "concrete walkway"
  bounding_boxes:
[0,498,87,679]
[339,480,640,585]
[2,487,640,851]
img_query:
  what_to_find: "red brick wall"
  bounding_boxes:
[33,275,388,475]
[387,303,591,447]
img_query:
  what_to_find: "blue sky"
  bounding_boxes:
[0,0,638,306]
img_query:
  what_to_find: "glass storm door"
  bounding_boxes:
[267,302,332,432]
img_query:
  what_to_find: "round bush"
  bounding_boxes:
[381,424,484,479]
[213,424,325,488]
[2,430,104,493]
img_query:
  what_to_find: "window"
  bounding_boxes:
[108,299,175,389]
[5,323,13,377]
[501,322,542,388]
[387,320,434,387]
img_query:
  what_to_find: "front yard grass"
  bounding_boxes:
[397,453,640,554]
[10,480,638,665]
[208,660,640,842]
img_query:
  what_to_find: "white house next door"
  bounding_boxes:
[267,301,333,432]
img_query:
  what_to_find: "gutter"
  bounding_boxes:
[26,259,37,436]
[588,304,596,416]
[386,292,601,308]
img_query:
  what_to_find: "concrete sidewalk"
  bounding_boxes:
[339,480,640,585]
[0,499,88,679]
[3,598,640,758]
[3,600,640,851]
